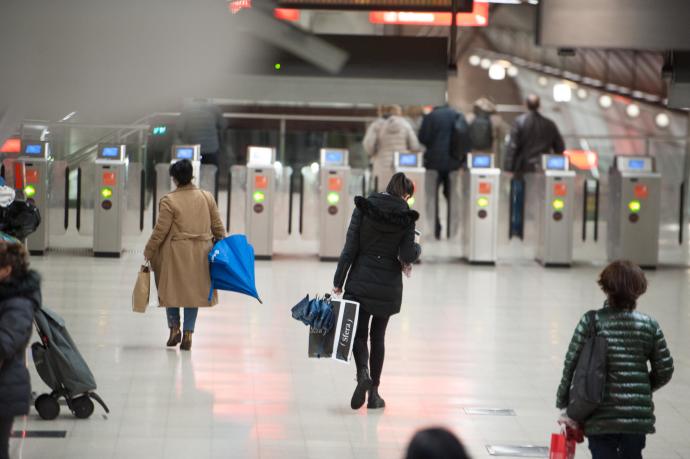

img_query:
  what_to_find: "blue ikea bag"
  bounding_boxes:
[208,235,262,303]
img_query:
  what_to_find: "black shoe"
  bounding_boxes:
[367,386,385,409]
[166,327,181,347]
[350,368,373,410]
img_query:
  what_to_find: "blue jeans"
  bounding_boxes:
[166,308,199,332]
[588,434,646,459]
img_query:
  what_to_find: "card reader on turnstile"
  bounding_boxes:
[319,149,350,261]
[394,152,427,236]
[93,144,128,257]
[171,145,201,187]
[607,155,661,268]
[16,141,51,254]
[536,155,576,267]
[463,153,500,264]
[246,146,276,260]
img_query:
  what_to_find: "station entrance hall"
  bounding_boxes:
[1,1,689,458]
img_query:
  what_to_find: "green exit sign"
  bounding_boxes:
[152,126,168,136]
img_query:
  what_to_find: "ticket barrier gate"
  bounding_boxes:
[245,147,277,260]
[93,144,128,257]
[319,149,350,261]
[463,153,500,264]
[13,141,52,254]
[394,152,428,237]
[535,155,576,267]
[607,156,661,268]
[170,145,201,188]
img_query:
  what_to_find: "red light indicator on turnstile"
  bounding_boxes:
[14,163,24,189]
[328,177,342,191]
[25,169,39,184]
[634,184,648,199]
[255,175,268,189]
[102,172,116,186]
[553,183,567,196]
[478,182,492,194]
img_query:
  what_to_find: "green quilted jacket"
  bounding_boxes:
[556,305,674,435]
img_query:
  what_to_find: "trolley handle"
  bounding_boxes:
[679,181,685,245]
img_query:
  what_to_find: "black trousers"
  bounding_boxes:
[588,434,646,459]
[434,170,452,239]
[0,417,12,459]
[352,310,390,387]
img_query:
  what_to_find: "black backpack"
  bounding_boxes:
[567,310,608,423]
[449,113,472,162]
[469,112,494,151]
[0,200,41,240]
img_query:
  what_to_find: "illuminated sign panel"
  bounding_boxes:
[368,1,487,25]
[278,0,474,12]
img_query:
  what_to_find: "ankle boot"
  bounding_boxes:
[166,326,181,347]
[350,368,373,410]
[367,386,385,409]
[180,331,193,351]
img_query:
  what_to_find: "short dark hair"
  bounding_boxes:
[386,172,414,199]
[598,260,647,311]
[526,94,540,111]
[0,241,30,279]
[405,428,470,459]
[169,159,193,187]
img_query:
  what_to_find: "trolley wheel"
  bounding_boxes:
[71,395,94,419]
[35,394,60,420]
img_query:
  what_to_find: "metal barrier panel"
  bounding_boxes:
[348,168,366,216]
[273,165,292,241]
[228,165,247,235]
[300,166,320,240]
[77,162,96,236]
[199,164,218,199]
[124,162,144,235]
[48,161,68,236]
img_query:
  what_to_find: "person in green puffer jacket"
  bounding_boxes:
[556,260,674,459]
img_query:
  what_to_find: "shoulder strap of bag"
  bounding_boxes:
[586,310,597,337]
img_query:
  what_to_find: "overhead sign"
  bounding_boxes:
[278,0,473,12]
[369,2,487,25]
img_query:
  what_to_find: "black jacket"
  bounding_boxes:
[334,194,421,317]
[0,270,40,417]
[504,110,565,172]
[419,105,462,172]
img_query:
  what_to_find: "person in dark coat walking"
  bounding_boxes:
[556,260,674,459]
[0,242,41,459]
[418,104,465,239]
[333,173,421,410]
[177,99,226,166]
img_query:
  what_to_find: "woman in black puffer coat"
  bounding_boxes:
[334,173,421,411]
[0,242,41,459]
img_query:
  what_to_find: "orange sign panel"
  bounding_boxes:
[634,184,648,199]
[553,183,567,196]
[25,169,39,184]
[102,172,116,186]
[255,175,268,189]
[328,177,343,191]
[478,181,492,194]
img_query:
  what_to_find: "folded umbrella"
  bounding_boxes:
[208,235,262,303]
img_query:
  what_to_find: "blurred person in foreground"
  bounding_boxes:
[405,427,470,459]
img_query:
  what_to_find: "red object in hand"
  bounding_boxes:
[550,431,576,459]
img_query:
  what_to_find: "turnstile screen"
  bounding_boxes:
[175,147,195,160]
[324,150,345,166]
[102,147,119,158]
[628,159,645,170]
[546,156,566,170]
[471,155,491,168]
[25,144,42,155]
[399,153,418,167]
[248,147,275,166]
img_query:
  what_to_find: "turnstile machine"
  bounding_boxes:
[246,146,276,260]
[171,144,201,187]
[318,148,350,261]
[536,155,576,267]
[93,144,128,257]
[394,152,427,235]
[607,155,661,268]
[16,141,51,254]
[463,153,500,264]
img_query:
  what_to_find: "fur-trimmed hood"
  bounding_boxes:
[354,193,419,230]
[0,270,41,308]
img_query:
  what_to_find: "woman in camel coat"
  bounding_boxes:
[144,159,225,350]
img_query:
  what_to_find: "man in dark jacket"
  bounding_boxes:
[0,243,41,459]
[504,94,565,173]
[177,99,226,166]
[334,173,421,411]
[418,105,463,239]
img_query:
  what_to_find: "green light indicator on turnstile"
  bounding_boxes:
[24,185,37,199]
[552,198,565,211]
[628,199,641,213]
[477,196,489,208]
[253,191,266,203]
[407,196,416,207]
[274,63,281,71]
[100,187,113,199]
[327,192,340,205]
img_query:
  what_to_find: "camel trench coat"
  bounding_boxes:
[144,184,226,308]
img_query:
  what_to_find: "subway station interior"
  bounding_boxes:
[1,1,690,458]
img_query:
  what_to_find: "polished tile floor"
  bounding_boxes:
[9,246,690,459]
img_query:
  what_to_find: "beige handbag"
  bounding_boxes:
[132,263,150,313]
